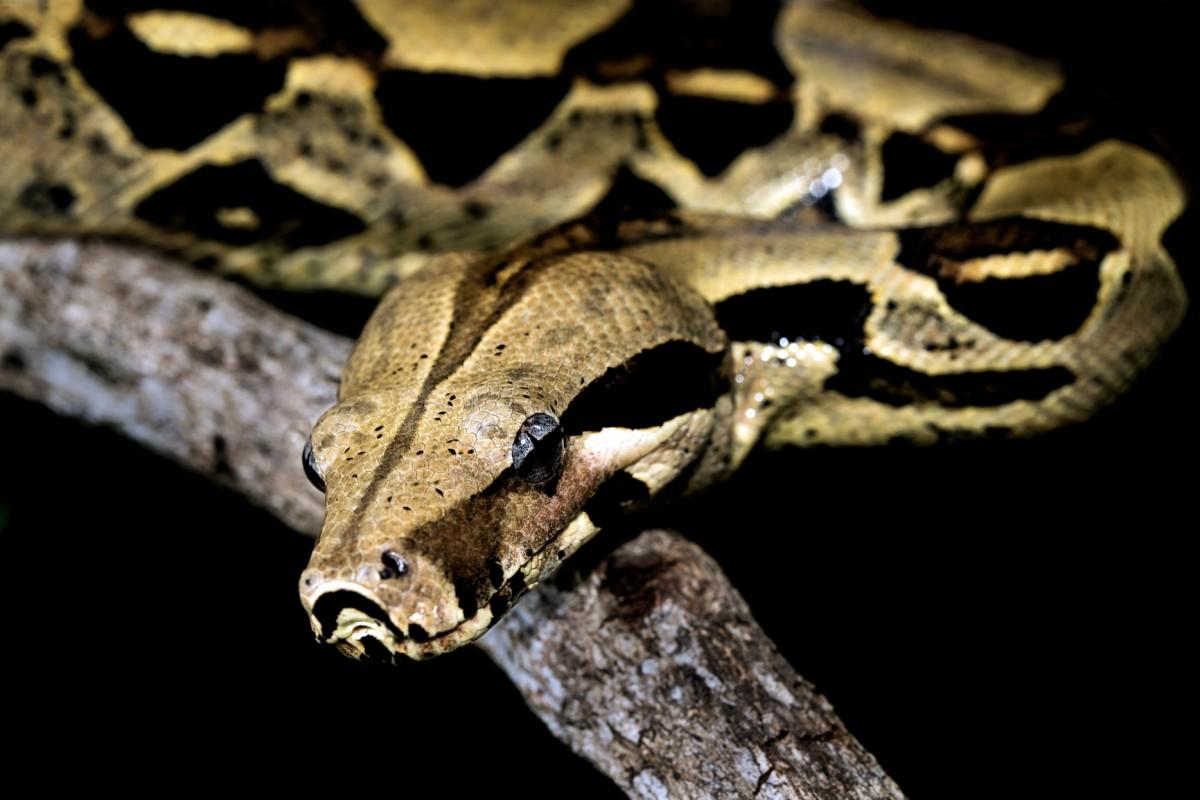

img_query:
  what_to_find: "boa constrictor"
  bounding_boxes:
[0,1,1187,660]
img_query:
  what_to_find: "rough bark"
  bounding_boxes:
[476,530,903,799]
[0,238,903,799]
[0,238,343,535]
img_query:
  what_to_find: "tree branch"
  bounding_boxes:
[0,238,903,799]
[477,530,903,798]
[0,238,341,535]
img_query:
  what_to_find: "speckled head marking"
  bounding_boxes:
[299,247,727,659]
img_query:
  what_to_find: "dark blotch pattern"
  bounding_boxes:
[826,356,1075,408]
[563,0,793,88]
[509,570,527,599]
[942,90,1127,171]
[560,0,794,175]
[935,262,1103,343]
[487,558,505,590]
[0,20,32,50]
[135,159,366,247]
[562,341,726,435]
[899,217,1118,265]
[655,94,793,177]
[453,578,479,621]
[249,288,377,339]
[488,592,510,622]
[715,277,1077,408]
[897,217,1118,341]
[375,71,569,187]
[819,112,862,142]
[67,24,286,150]
[880,131,959,201]
[587,164,677,220]
[583,471,652,529]
[715,280,871,347]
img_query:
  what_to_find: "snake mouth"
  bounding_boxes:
[311,590,410,662]
[307,585,501,661]
[304,511,604,661]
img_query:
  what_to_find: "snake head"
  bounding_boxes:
[298,249,728,660]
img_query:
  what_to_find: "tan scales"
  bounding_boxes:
[0,0,1187,659]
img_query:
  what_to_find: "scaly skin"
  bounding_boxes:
[0,1,1187,659]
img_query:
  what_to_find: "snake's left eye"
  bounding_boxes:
[302,438,326,493]
[512,412,565,486]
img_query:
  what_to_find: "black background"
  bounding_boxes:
[2,3,1193,796]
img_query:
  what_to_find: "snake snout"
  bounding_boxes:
[306,588,407,661]
[299,546,467,660]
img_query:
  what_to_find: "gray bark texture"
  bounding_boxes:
[0,238,904,800]
[476,530,904,799]
[0,238,342,535]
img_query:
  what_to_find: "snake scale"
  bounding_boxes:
[0,0,1187,661]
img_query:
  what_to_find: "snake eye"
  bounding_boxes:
[302,438,326,493]
[512,412,565,486]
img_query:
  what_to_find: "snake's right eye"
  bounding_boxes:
[512,412,565,487]
[302,438,326,493]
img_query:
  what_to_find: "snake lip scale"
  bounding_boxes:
[0,0,1187,660]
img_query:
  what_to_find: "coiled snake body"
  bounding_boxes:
[0,0,1187,659]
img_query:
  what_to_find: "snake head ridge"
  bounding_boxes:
[298,249,730,660]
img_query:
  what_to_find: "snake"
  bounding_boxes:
[0,1,1187,661]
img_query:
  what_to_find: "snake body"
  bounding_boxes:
[0,1,1187,659]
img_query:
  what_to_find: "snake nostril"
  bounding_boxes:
[380,550,409,580]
